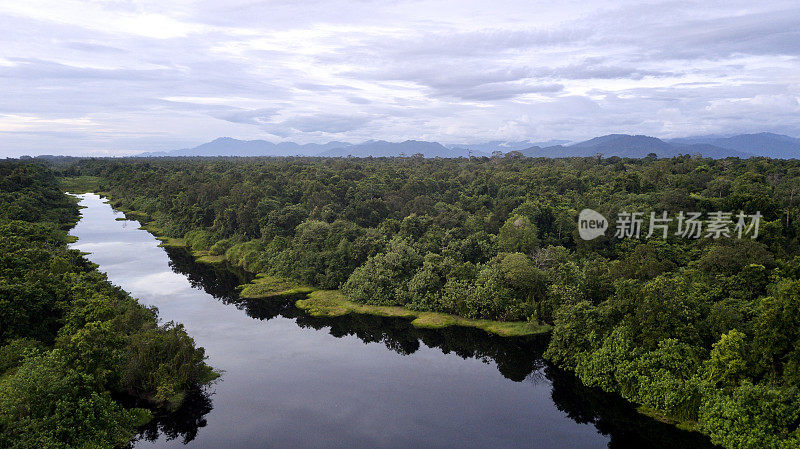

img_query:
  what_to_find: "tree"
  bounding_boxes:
[699,383,800,449]
[544,301,601,369]
[342,237,422,306]
[0,350,140,449]
[498,215,539,254]
[706,329,749,389]
[498,252,543,293]
[753,279,800,383]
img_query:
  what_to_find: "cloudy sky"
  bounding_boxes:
[1,0,798,156]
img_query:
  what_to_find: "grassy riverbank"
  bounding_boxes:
[297,290,550,336]
[238,274,315,298]
[73,189,550,337]
[197,250,549,336]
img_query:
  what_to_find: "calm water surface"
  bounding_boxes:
[69,193,717,449]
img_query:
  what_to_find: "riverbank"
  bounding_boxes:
[174,235,550,336]
[168,238,549,336]
[84,190,550,338]
[233,275,548,336]
[297,290,550,337]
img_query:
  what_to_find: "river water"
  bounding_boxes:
[68,193,717,449]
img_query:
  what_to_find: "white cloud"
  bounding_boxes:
[0,0,799,156]
[0,1,205,39]
[0,114,96,132]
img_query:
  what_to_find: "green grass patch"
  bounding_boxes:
[155,236,186,248]
[636,405,700,432]
[411,313,551,336]
[296,290,551,337]
[238,274,314,298]
[193,251,227,264]
[296,290,416,319]
[59,176,102,193]
[131,408,154,427]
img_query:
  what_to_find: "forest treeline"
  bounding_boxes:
[0,161,218,448]
[57,155,800,448]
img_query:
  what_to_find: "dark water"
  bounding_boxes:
[69,193,717,449]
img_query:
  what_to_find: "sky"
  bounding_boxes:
[1,0,799,156]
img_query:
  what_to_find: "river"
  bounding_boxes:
[68,193,717,449]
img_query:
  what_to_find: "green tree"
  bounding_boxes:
[706,329,749,389]
[699,383,800,449]
[0,350,140,449]
[497,215,539,254]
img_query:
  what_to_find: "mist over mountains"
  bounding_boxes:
[520,134,756,158]
[138,132,800,159]
[666,133,800,159]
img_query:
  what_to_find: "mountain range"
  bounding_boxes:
[138,132,800,159]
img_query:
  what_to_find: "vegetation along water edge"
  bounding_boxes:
[51,155,800,449]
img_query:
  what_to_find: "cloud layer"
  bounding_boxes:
[1,0,798,156]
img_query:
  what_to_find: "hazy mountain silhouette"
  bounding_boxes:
[318,140,470,157]
[137,133,799,159]
[445,140,570,155]
[668,132,800,158]
[138,137,349,157]
[522,134,754,159]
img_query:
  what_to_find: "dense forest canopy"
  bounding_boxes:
[58,155,800,449]
[0,161,217,448]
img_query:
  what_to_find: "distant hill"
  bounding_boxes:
[668,133,800,159]
[138,137,350,157]
[670,143,753,159]
[568,134,675,157]
[319,140,470,158]
[445,140,569,155]
[137,132,799,159]
[138,138,470,158]
[521,134,754,159]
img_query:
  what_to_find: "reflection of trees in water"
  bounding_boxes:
[547,367,721,449]
[163,247,719,449]
[126,387,213,445]
[164,247,546,382]
[297,312,549,382]
[165,248,252,302]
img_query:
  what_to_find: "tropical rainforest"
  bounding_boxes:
[4,154,800,449]
[0,161,218,448]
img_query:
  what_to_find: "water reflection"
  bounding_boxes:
[135,388,214,445]
[164,247,547,382]
[161,246,719,449]
[548,368,720,449]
